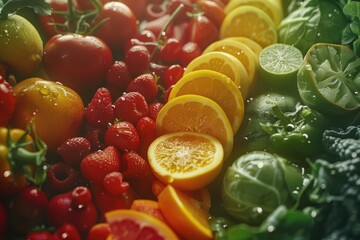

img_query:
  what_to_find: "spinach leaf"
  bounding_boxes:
[278,0,349,55]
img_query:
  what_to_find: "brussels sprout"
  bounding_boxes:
[222,151,303,225]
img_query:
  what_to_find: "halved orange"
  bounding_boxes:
[220,6,278,48]
[148,131,224,190]
[156,94,233,159]
[203,39,258,86]
[105,209,179,240]
[184,51,249,98]
[158,185,213,240]
[169,70,245,134]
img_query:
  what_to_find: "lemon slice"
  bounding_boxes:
[158,185,213,240]
[203,39,258,86]
[156,94,233,159]
[148,131,224,191]
[220,6,277,48]
[184,51,249,98]
[224,0,283,26]
[225,36,263,57]
[169,70,244,134]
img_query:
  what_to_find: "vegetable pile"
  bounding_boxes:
[1,0,360,239]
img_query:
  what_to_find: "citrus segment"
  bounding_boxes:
[158,185,213,240]
[203,39,258,86]
[169,70,244,134]
[148,131,224,190]
[259,43,303,88]
[220,6,278,48]
[130,199,167,223]
[105,209,179,240]
[226,36,263,57]
[184,51,249,98]
[156,94,233,159]
[224,0,283,26]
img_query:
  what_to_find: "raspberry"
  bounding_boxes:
[103,172,130,196]
[57,137,91,166]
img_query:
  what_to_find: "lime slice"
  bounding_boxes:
[259,43,303,90]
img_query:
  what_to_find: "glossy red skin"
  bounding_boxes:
[43,34,113,97]
[0,76,15,126]
[115,0,149,20]
[74,0,108,10]
[187,14,219,50]
[197,0,226,28]
[47,188,98,236]
[94,1,138,53]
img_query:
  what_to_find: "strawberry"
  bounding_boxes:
[136,117,157,160]
[113,92,148,124]
[80,146,121,186]
[106,61,132,91]
[25,231,54,240]
[121,152,153,181]
[85,87,114,128]
[126,73,158,102]
[148,101,164,120]
[53,224,81,240]
[57,137,91,166]
[104,121,140,152]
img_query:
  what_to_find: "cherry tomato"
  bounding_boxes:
[74,0,108,10]
[11,78,85,153]
[187,14,219,50]
[196,0,226,28]
[94,1,138,53]
[43,34,113,97]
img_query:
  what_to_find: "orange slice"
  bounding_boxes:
[203,39,258,86]
[148,131,224,190]
[220,6,278,48]
[105,209,179,240]
[156,94,233,159]
[158,185,213,240]
[169,70,244,134]
[184,51,249,98]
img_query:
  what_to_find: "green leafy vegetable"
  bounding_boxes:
[221,151,304,225]
[0,0,51,19]
[278,0,349,55]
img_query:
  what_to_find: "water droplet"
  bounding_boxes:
[267,225,275,233]
[40,86,50,95]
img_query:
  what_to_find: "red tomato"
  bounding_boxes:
[187,14,219,50]
[115,0,149,20]
[94,1,138,53]
[43,34,113,98]
[74,0,108,10]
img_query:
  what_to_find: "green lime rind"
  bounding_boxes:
[259,43,303,90]
[297,43,360,115]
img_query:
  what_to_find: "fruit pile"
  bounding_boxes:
[1,0,359,239]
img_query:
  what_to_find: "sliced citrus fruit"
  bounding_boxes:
[158,185,213,240]
[203,39,258,86]
[259,43,303,89]
[226,36,263,57]
[156,94,233,159]
[130,199,167,223]
[224,0,283,26]
[169,70,244,134]
[184,51,249,98]
[105,209,179,240]
[148,131,224,190]
[220,6,278,48]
